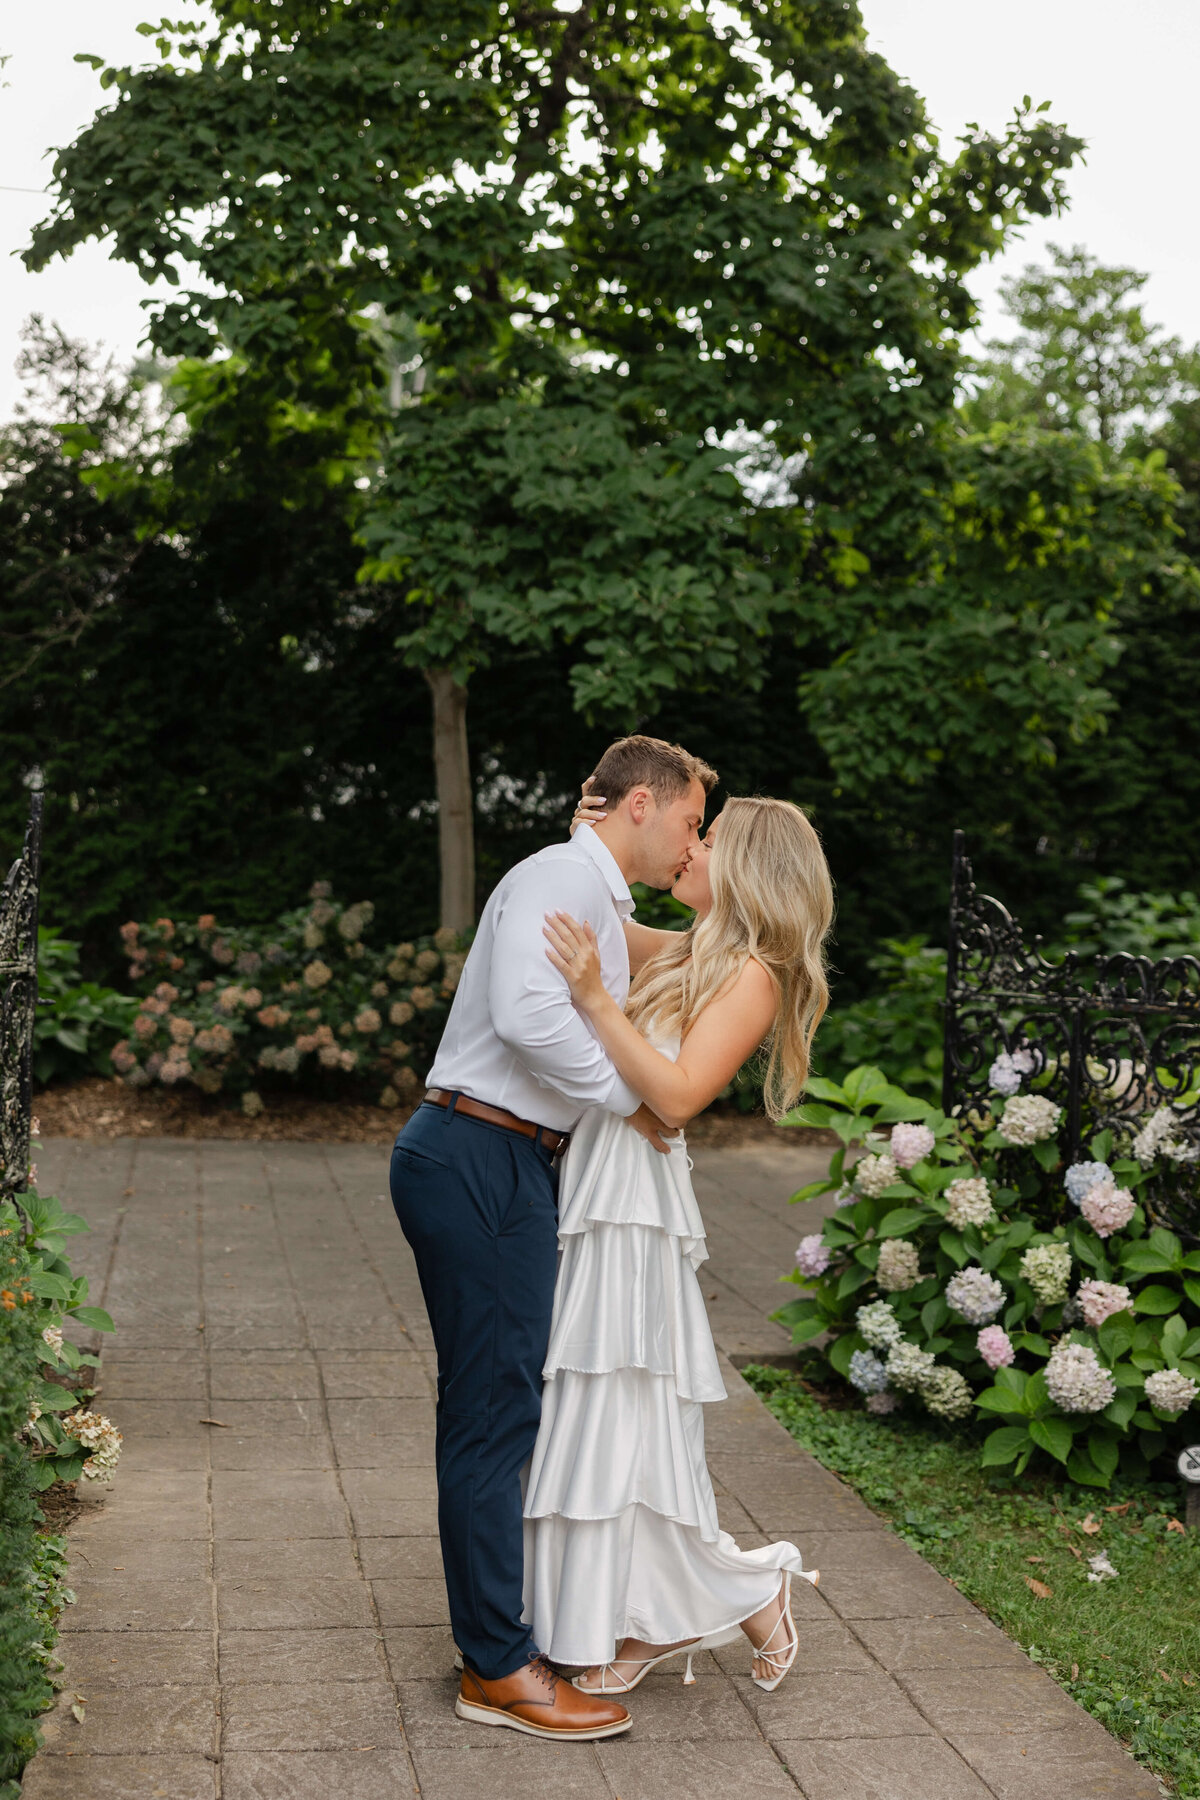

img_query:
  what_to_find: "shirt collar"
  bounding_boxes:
[574,824,635,917]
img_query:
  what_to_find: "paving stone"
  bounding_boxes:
[198,1399,327,1434]
[320,1357,432,1399]
[38,1684,218,1755]
[342,1494,441,1537]
[209,1361,322,1400]
[104,1400,217,1438]
[50,1630,216,1687]
[221,1749,418,1799]
[332,1433,437,1470]
[595,1739,801,1799]
[903,1664,1100,1736]
[734,1669,933,1739]
[951,1724,1162,1799]
[70,1538,209,1582]
[854,1612,1032,1671]
[410,1744,612,1800]
[215,1538,361,1581]
[395,1675,501,1748]
[68,1579,213,1632]
[210,1434,337,1471]
[358,1537,445,1580]
[371,1577,452,1626]
[119,1438,211,1471]
[381,1627,460,1680]
[220,1629,387,1686]
[817,1564,978,1620]
[217,1578,376,1631]
[212,1470,348,1539]
[329,1398,436,1435]
[785,1531,930,1571]
[18,1754,217,1799]
[777,1734,993,1799]
[221,1680,405,1751]
[590,1670,758,1742]
[98,1363,208,1400]
[710,1619,874,1677]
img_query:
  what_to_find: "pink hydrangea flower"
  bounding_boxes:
[889,1122,936,1169]
[794,1235,831,1278]
[977,1324,1015,1369]
[1079,1182,1136,1238]
[1076,1278,1133,1327]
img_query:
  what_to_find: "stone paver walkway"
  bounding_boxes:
[22,1134,1159,1800]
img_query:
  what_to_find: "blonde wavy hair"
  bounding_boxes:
[625,797,834,1121]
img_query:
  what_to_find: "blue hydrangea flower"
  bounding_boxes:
[1064,1161,1112,1206]
[848,1350,890,1395]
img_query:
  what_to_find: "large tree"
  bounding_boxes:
[27,0,1083,924]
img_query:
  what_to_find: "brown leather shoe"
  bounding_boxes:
[456,1653,632,1739]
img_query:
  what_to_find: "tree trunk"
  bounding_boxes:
[425,667,476,932]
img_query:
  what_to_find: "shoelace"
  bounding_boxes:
[526,1653,560,1695]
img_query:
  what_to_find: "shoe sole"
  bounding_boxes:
[455,1697,632,1739]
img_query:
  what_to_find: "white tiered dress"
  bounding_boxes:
[522,1047,809,1667]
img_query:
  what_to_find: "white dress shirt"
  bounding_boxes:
[425,825,643,1132]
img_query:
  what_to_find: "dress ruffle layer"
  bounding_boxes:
[523,1073,810,1667]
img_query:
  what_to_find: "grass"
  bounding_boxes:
[743,1364,1200,1798]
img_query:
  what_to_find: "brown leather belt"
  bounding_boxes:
[423,1089,571,1158]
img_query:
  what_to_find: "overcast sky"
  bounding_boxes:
[1,1,1197,418]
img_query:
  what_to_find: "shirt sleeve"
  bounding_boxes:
[488,859,642,1117]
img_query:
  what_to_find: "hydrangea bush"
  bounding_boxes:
[111,884,467,1110]
[775,1064,1200,1488]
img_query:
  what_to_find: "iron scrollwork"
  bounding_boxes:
[0,794,43,1206]
[942,830,1200,1241]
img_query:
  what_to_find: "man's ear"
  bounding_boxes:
[626,785,654,824]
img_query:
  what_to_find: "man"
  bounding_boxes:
[389,735,717,1740]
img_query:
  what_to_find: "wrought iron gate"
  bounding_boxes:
[941,830,1200,1236]
[0,794,43,1204]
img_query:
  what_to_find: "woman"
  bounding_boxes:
[522,789,834,1694]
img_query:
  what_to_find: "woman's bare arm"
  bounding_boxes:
[544,912,775,1128]
[623,917,686,974]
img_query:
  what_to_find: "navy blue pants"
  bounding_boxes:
[389,1099,560,1681]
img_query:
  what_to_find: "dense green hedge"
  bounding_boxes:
[0,1234,52,1787]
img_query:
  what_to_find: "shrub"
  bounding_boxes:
[111,884,468,1107]
[775,1063,1200,1489]
[0,1222,52,1785]
[34,927,138,1087]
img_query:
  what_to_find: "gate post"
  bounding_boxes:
[0,793,44,1207]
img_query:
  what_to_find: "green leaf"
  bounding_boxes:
[827,1332,862,1378]
[1183,1278,1200,1308]
[921,1295,950,1337]
[1102,1390,1137,1429]
[836,1264,874,1301]
[1029,1415,1074,1464]
[783,1105,835,1131]
[1121,1244,1179,1275]
[939,1230,968,1268]
[875,1208,927,1238]
[976,1385,1026,1418]
[1011,1332,1050,1357]
[1031,1138,1060,1171]
[1134,1284,1182,1315]
[980,1424,1030,1466]
[28,1270,72,1302]
[789,1179,837,1204]
[1160,1313,1188,1362]
[1067,1446,1111,1489]
[789,1315,829,1346]
[1096,1317,1135,1362]
[68,1306,115,1332]
[1087,1430,1120,1478]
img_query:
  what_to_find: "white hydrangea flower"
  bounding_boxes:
[1019,1241,1072,1305]
[889,1123,936,1169]
[61,1409,123,1478]
[1044,1342,1115,1414]
[833,1184,857,1209]
[876,1237,921,1292]
[1076,1279,1133,1329]
[848,1349,890,1394]
[1144,1368,1198,1415]
[1131,1106,1199,1168]
[988,1054,1023,1096]
[41,1323,63,1358]
[885,1341,938,1393]
[944,1265,1005,1325]
[856,1300,903,1352]
[1087,1551,1119,1583]
[865,1390,900,1414]
[855,1153,900,1198]
[998,1094,1062,1146]
[944,1176,994,1230]
[920,1365,975,1421]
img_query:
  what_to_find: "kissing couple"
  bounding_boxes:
[388,734,834,1740]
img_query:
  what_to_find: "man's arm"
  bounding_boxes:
[489,860,642,1116]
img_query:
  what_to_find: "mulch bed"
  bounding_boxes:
[35,1076,834,1151]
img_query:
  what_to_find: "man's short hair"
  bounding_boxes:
[589,736,718,810]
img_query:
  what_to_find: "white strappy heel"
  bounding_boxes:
[748,1570,817,1692]
[573,1639,702,1694]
